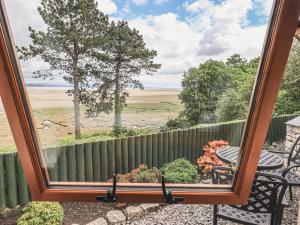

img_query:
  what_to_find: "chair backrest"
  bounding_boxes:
[288,135,300,166]
[211,167,288,213]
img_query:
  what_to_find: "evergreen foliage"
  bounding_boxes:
[18,0,109,139]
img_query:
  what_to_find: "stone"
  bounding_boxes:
[125,206,143,220]
[106,210,126,225]
[202,179,211,184]
[86,218,107,225]
[292,126,300,134]
[139,203,160,213]
[0,206,23,219]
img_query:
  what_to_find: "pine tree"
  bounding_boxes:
[81,20,161,136]
[18,0,109,139]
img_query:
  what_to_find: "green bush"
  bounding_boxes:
[132,167,161,183]
[113,126,153,137]
[160,117,192,132]
[18,202,64,225]
[161,158,199,184]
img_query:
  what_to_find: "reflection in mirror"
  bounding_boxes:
[261,38,300,200]
[0,98,30,210]
[4,0,274,186]
[0,98,16,154]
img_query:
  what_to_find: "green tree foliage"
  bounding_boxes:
[81,21,161,136]
[275,40,300,114]
[179,60,232,124]
[18,0,109,139]
[216,57,259,121]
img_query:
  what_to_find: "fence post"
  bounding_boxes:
[141,135,147,165]
[146,134,153,168]
[100,141,108,181]
[0,154,6,210]
[84,142,93,182]
[173,130,179,160]
[67,145,77,182]
[163,132,169,163]
[75,144,85,182]
[58,146,68,182]
[92,142,101,182]
[16,156,30,206]
[178,130,183,158]
[5,153,18,208]
[183,129,188,159]
[191,128,197,161]
[134,136,141,168]
[115,139,122,174]
[158,133,164,167]
[152,133,158,168]
[107,140,115,178]
[187,129,193,161]
[128,137,135,171]
[168,132,174,162]
[122,138,129,174]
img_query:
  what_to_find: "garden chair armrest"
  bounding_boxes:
[268,150,289,155]
[282,164,300,176]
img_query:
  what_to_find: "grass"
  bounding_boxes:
[124,102,183,113]
[191,119,245,129]
[59,127,155,146]
[0,145,17,153]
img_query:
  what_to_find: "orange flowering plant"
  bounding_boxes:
[197,140,230,172]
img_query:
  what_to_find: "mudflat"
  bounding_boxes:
[0,87,182,147]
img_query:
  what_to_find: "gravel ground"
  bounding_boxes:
[128,189,300,225]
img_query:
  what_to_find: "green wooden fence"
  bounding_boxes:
[0,114,297,210]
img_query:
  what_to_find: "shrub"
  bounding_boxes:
[160,117,192,132]
[196,140,229,172]
[18,202,64,225]
[114,164,161,183]
[113,126,154,137]
[161,159,199,184]
[132,167,161,183]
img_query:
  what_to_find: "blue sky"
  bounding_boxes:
[112,0,269,26]
[5,0,273,88]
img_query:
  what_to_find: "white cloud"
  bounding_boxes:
[254,0,273,17]
[182,0,268,59]
[131,0,148,6]
[183,0,213,12]
[129,13,203,79]
[154,0,170,5]
[3,0,272,88]
[96,0,118,14]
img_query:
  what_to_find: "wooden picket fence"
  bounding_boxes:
[0,114,298,210]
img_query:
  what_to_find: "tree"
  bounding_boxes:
[275,40,300,114]
[81,21,161,135]
[226,54,247,68]
[18,0,109,139]
[216,57,259,121]
[179,60,232,124]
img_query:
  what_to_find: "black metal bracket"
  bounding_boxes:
[161,176,184,204]
[96,174,118,203]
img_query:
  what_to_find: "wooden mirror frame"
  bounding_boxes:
[0,0,299,204]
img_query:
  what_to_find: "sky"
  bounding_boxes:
[4,0,273,88]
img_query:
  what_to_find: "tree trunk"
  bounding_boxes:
[73,59,81,139]
[114,62,122,134]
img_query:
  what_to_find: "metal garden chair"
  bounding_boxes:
[269,135,300,201]
[211,166,288,225]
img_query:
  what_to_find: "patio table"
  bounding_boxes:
[216,146,284,170]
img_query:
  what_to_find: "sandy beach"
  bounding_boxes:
[0,87,182,147]
[0,87,181,112]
